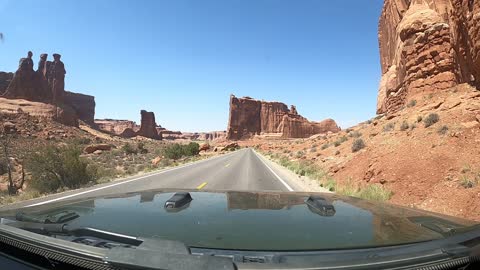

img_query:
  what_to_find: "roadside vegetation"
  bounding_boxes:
[266,153,392,202]
[0,135,208,204]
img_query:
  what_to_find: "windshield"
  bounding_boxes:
[0,0,480,269]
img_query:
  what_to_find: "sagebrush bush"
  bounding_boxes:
[407,100,417,108]
[26,145,97,194]
[122,143,138,155]
[321,143,330,150]
[437,125,449,135]
[352,138,366,152]
[383,123,395,132]
[163,142,200,160]
[348,131,362,138]
[424,113,440,127]
[417,116,423,123]
[400,121,409,131]
[334,136,348,147]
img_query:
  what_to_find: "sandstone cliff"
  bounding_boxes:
[227,95,340,140]
[64,91,95,124]
[137,110,161,140]
[95,119,138,137]
[378,0,480,114]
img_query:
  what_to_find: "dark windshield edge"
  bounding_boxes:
[1,223,480,270]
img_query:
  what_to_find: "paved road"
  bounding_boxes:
[2,148,304,209]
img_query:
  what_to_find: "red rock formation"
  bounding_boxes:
[64,91,95,124]
[95,119,137,137]
[227,95,340,140]
[137,110,161,140]
[0,97,78,127]
[378,0,480,114]
[0,72,13,94]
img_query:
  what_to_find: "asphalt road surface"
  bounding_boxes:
[2,148,304,209]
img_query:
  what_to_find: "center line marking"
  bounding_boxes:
[196,182,207,190]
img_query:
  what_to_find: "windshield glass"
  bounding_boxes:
[0,0,480,258]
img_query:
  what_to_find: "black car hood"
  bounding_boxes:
[1,190,477,251]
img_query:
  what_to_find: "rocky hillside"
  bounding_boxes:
[378,0,480,114]
[227,95,340,140]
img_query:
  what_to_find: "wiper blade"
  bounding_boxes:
[15,210,79,224]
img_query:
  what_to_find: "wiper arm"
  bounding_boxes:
[15,210,79,224]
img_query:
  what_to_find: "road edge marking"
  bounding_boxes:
[24,149,244,207]
[196,182,207,189]
[252,149,294,192]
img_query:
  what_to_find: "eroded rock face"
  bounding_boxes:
[64,91,95,124]
[137,110,161,140]
[378,0,480,114]
[227,95,340,140]
[377,0,480,113]
[0,97,78,127]
[95,119,137,137]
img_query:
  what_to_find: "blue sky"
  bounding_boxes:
[0,0,384,132]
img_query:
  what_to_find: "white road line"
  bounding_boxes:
[252,149,294,192]
[25,150,244,207]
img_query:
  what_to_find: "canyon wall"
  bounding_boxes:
[378,0,480,114]
[227,95,340,140]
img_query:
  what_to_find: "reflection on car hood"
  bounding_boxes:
[1,190,478,251]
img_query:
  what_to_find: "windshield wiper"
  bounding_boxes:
[14,210,80,224]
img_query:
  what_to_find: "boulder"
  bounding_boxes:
[199,143,210,152]
[226,95,341,140]
[151,156,162,166]
[377,0,480,114]
[84,144,113,154]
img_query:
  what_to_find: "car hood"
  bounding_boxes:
[1,189,478,251]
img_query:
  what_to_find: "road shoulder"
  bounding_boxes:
[253,150,331,193]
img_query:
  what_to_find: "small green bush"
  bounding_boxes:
[137,142,148,154]
[356,184,392,201]
[310,147,317,153]
[383,123,395,132]
[407,100,417,108]
[122,143,138,155]
[163,143,200,160]
[334,136,348,147]
[424,113,440,128]
[26,145,97,194]
[348,131,362,138]
[437,125,449,135]
[400,121,410,131]
[321,143,330,150]
[460,176,478,189]
[352,138,366,153]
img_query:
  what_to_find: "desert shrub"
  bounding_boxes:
[417,116,423,123]
[460,176,478,189]
[122,143,138,155]
[163,143,200,160]
[184,142,200,156]
[348,131,362,138]
[321,143,330,150]
[137,142,148,154]
[400,121,410,131]
[356,184,392,201]
[424,113,439,127]
[310,147,317,153]
[163,144,184,160]
[334,136,348,147]
[437,125,449,135]
[383,123,395,132]
[26,145,97,194]
[407,100,417,108]
[410,123,417,130]
[68,137,92,145]
[352,138,366,152]
[295,151,305,158]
